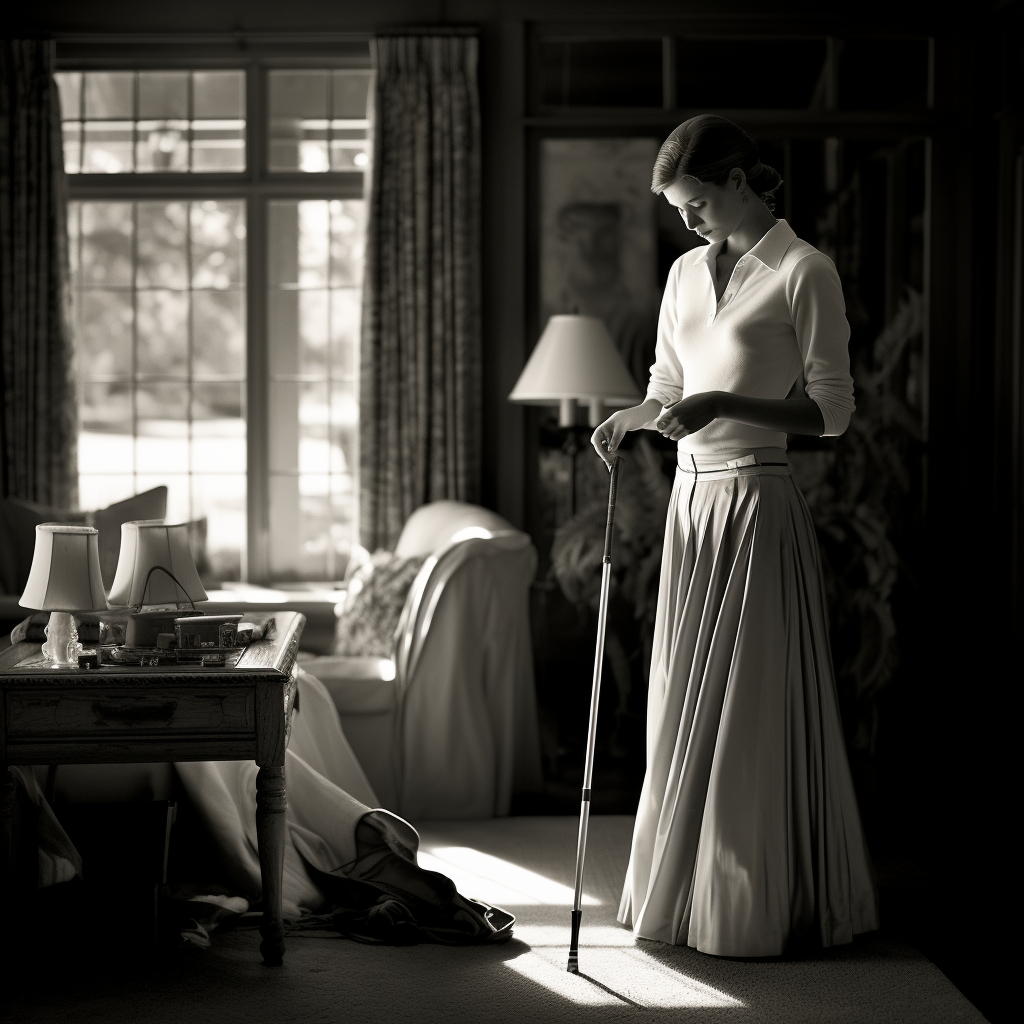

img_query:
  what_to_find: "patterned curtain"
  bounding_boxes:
[0,40,76,507]
[360,34,482,551]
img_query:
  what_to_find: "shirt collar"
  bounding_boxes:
[693,219,797,272]
[746,219,796,271]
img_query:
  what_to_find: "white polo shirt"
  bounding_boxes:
[646,219,855,454]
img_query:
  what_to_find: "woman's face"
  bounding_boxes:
[662,170,746,244]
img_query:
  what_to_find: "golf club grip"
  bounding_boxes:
[603,458,621,562]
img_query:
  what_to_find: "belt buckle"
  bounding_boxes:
[726,455,757,469]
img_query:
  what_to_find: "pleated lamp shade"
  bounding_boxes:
[20,524,109,612]
[508,315,642,426]
[107,520,208,609]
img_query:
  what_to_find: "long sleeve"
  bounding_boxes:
[645,257,687,408]
[787,253,855,437]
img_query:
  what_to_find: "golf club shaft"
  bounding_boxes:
[568,457,620,973]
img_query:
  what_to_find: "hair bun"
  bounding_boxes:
[747,161,782,211]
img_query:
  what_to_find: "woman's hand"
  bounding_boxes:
[591,399,662,468]
[655,392,724,441]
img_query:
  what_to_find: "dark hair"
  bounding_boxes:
[652,114,783,212]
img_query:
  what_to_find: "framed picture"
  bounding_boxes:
[540,137,660,389]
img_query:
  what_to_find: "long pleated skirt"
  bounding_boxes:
[618,448,879,957]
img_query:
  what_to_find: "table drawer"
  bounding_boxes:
[6,688,255,738]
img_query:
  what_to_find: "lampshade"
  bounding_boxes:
[508,314,642,426]
[20,524,108,612]
[107,520,208,609]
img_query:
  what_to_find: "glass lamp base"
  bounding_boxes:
[41,611,83,668]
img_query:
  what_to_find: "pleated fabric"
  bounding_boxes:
[618,451,879,957]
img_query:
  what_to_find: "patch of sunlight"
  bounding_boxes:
[514,925,635,947]
[504,952,625,1006]
[530,946,745,1009]
[420,847,600,906]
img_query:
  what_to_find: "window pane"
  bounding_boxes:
[329,381,358,466]
[56,72,82,120]
[191,120,246,172]
[194,71,244,118]
[78,418,132,472]
[328,125,369,172]
[328,199,365,286]
[84,72,134,119]
[191,200,245,287]
[269,71,328,172]
[299,200,330,286]
[192,290,245,377]
[299,290,330,376]
[79,381,131,436]
[332,71,370,119]
[77,290,133,377]
[192,473,246,580]
[62,122,82,174]
[193,381,245,425]
[138,72,188,118]
[330,288,360,380]
[136,290,189,376]
[137,381,188,423]
[136,202,188,288]
[299,381,330,476]
[79,202,133,286]
[135,120,190,172]
[82,121,134,173]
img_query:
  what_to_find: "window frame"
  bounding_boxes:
[57,44,372,584]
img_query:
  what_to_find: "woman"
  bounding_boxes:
[592,115,879,958]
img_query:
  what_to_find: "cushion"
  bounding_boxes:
[0,486,168,595]
[333,551,425,658]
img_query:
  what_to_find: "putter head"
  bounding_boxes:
[567,908,583,973]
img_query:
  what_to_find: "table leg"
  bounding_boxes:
[1,768,16,957]
[255,764,286,966]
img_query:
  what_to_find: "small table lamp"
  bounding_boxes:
[19,524,109,668]
[108,520,208,647]
[508,314,642,427]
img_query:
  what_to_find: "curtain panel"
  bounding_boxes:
[360,35,482,551]
[0,40,77,507]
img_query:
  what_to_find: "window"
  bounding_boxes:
[58,65,372,583]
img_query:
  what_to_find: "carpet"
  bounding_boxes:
[1,816,987,1024]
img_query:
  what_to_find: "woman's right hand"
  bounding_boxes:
[591,400,662,468]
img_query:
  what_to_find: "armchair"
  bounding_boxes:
[307,502,543,819]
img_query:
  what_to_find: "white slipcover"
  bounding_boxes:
[311,502,543,819]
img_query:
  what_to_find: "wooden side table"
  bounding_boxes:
[0,610,305,966]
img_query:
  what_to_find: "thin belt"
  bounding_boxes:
[676,447,790,475]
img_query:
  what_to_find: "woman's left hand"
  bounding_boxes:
[655,392,726,441]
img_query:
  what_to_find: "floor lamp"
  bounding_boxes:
[509,314,641,515]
